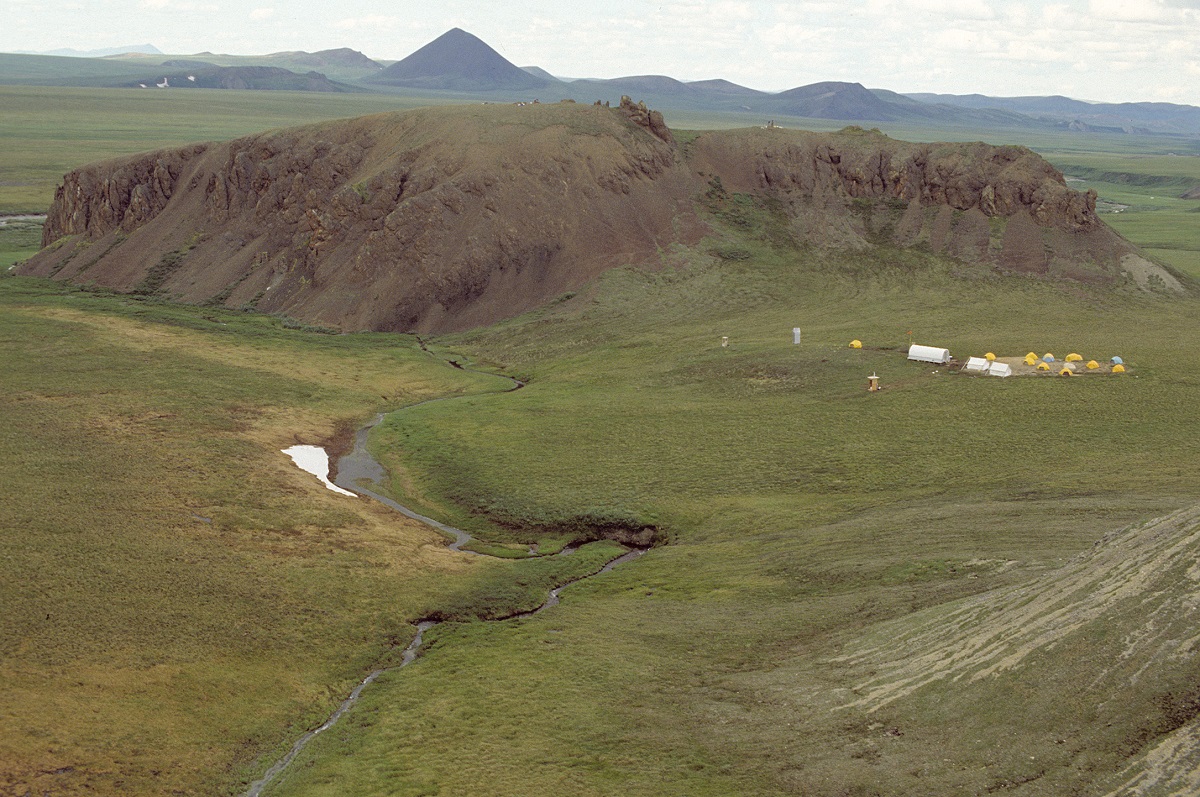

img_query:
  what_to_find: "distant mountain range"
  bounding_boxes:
[23,44,163,58]
[4,29,1199,136]
[905,93,1200,135]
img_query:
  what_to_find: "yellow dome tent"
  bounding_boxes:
[1112,363,1126,373]
[985,352,996,361]
[849,340,862,349]
[1025,353,1039,366]
[1036,361,1051,371]
[1066,353,1083,362]
[1059,367,1074,376]
[1086,360,1100,369]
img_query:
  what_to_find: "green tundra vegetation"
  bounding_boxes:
[267,202,1199,796]
[0,217,43,268]
[0,86,450,214]
[0,279,624,795]
[2,88,1199,795]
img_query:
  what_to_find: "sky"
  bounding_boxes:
[4,0,1199,105]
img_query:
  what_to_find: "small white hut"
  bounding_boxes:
[908,344,951,364]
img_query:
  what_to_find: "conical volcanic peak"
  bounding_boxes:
[372,28,552,91]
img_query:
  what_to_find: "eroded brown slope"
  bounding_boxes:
[22,106,1170,332]
[688,125,1150,281]
[27,102,699,332]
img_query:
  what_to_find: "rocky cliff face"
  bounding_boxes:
[691,127,1099,228]
[44,144,208,241]
[686,126,1146,280]
[23,107,1163,333]
[30,103,699,332]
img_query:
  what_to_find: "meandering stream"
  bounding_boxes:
[248,364,644,796]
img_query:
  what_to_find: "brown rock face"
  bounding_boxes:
[43,145,208,243]
[618,95,675,145]
[688,125,1136,278]
[23,109,1145,332]
[30,104,699,332]
[689,127,1099,231]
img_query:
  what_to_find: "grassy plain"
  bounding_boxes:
[258,199,1200,796]
[0,218,42,268]
[1042,150,1200,280]
[0,278,630,795]
[2,88,1200,795]
[0,86,451,213]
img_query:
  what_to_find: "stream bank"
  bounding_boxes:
[248,361,647,795]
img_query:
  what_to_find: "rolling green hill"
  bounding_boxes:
[0,52,155,84]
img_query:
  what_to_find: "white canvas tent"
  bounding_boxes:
[964,357,990,373]
[987,362,1012,377]
[963,356,1011,377]
[908,344,951,364]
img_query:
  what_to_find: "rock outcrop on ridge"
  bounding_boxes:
[21,103,1174,332]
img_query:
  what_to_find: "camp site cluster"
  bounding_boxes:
[846,337,1128,382]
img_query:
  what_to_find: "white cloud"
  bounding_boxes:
[249,7,274,21]
[334,14,400,31]
[929,27,986,51]
[908,0,995,20]
[1002,39,1075,63]
[1089,0,1177,22]
[1038,4,1090,32]
[137,0,218,11]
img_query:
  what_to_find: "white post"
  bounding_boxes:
[793,327,801,345]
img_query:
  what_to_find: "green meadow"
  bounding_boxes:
[1034,148,1200,279]
[0,279,626,795]
[251,204,1200,796]
[0,218,42,268]
[2,87,1200,795]
[280,294,1197,796]
[0,86,453,213]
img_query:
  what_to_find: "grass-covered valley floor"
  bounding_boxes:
[3,91,1200,795]
[0,281,628,795]
[6,190,1197,794]
[275,207,1198,796]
